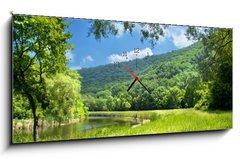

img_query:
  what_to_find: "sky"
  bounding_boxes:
[65,19,195,70]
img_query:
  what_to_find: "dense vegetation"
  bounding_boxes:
[13,15,87,141]
[13,109,232,143]
[79,42,201,111]
[79,28,232,111]
[86,21,232,111]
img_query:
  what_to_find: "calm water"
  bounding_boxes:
[15,116,140,141]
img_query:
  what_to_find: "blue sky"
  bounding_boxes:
[65,19,195,70]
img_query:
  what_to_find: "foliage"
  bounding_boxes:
[81,26,232,111]
[80,42,208,111]
[88,20,165,47]
[44,71,86,122]
[187,27,232,109]
[13,92,32,119]
[13,15,86,141]
[13,109,232,143]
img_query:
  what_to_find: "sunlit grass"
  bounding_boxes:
[13,109,232,143]
[81,109,232,138]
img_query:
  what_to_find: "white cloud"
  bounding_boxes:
[133,24,195,48]
[113,22,124,38]
[70,65,82,70]
[66,50,74,61]
[107,48,153,63]
[166,27,195,48]
[70,55,94,70]
[86,55,94,62]
[82,55,94,63]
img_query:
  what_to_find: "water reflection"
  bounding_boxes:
[32,116,139,140]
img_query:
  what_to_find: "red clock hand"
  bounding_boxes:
[122,64,151,94]
[122,64,139,81]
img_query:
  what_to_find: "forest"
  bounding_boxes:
[80,42,205,111]
[12,15,232,143]
[80,35,232,111]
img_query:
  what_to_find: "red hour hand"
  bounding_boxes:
[123,64,151,94]
[122,64,139,81]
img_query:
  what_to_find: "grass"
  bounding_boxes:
[82,109,232,138]
[13,109,232,143]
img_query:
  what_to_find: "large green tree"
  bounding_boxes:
[13,15,73,141]
[186,27,232,109]
[44,71,86,123]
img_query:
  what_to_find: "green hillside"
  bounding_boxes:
[79,42,202,94]
[78,42,208,111]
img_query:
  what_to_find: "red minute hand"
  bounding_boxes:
[122,64,139,81]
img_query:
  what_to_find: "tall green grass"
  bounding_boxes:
[81,109,232,139]
[13,109,232,143]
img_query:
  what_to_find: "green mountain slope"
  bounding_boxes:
[77,42,207,111]
[78,42,203,94]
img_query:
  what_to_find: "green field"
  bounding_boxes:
[84,109,232,138]
[13,108,232,143]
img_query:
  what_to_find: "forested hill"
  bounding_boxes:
[77,41,209,111]
[78,41,203,95]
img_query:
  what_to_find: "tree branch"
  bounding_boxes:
[22,52,39,73]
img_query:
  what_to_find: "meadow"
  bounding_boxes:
[13,108,232,143]
[84,109,232,138]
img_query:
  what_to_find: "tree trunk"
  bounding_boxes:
[19,67,38,142]
[26,92,38,142]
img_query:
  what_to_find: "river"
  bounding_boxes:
[14,116,141,142]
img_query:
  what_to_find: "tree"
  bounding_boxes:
[96,90,112,98]
[116,92,130,110]
[13,91,32,119]
[166,87,185,109]
[152,86,169,109]
[184,75,211,109]
[184,75,201,108]
[186,27,232,109]
[95,98,107,111]
[194,82,211,110]
[106,96,115,111]
[82,94,97,111]
[44,71,86,123]
[13,15,73,141]
[88,20,165,47]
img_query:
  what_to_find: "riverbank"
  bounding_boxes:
[85,109,232,137]
[13,109,232,143]
[13,118,82,131]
